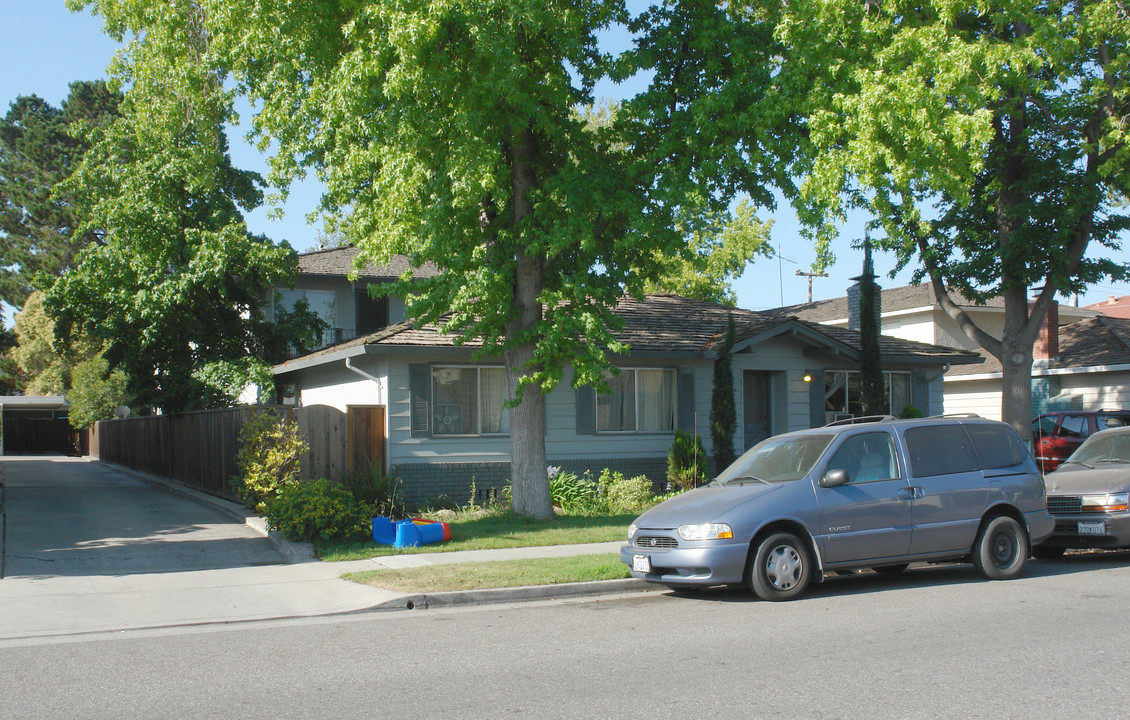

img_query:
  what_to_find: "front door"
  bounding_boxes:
[743,371,771,451]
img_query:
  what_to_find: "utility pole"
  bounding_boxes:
[796,270,829,304]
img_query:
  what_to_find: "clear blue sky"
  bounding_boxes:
[3,1,1129,326]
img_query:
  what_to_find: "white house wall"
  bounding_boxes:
[295,355,387,410]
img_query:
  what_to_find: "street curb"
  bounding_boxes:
[367,577,656,612]
[94,459,315,564]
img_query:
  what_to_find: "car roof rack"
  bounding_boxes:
[824,415,896,427]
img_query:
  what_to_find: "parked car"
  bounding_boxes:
[1034,426,1130,559]
[621,415,1054,601]
[1032,410,1130,473]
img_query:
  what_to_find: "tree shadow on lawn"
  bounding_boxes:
[657,548,1130,604]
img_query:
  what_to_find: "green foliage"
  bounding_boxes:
[858,240,885,416]
[12,291,68,395]
[899,405,925,419]
[548,468,599,516]
[67,353,130,429]
[266,478,369,543]
[783,0,1130,428]
[0,81,120,310]
[232,410,307,515]
[0,327,23,395]
[69,0,802,518]
[645,199,774,305]
[710,314,737,472]
[667,431,708,491]
[338,462,407,519]
[595,469,654,514]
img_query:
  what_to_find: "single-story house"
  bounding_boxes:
[271,292,980,504]
[773,282,1115,420]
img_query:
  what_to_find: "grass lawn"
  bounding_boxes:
[317,510,637,562]
[343,553,630,593]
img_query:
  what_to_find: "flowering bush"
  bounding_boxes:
[232,410,307,514]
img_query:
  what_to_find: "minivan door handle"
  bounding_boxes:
[898,487,925,501]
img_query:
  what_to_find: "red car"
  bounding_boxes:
[1032,411,1130,473]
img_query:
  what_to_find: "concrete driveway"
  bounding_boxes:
[1,456,285,578]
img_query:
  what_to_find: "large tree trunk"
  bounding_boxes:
[505,126,553,520]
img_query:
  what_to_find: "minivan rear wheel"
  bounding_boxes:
[972,516,1029,580]
[749,532,811,601]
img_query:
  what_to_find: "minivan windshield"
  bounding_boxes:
[716,434,835,485]
[1066,430,1130,467]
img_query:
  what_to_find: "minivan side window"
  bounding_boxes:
[905,425,979,478]
[825,432,899,483]
[966,423,1027,469]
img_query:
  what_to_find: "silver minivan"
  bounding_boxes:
[621,416,1055,601]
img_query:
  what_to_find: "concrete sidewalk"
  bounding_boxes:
[0,540,645,641]
[0,459,649,641]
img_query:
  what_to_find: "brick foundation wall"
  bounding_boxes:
[394,457,672,507]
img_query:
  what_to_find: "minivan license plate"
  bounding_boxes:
[632,555,651,573]
[1078,521,1106,536]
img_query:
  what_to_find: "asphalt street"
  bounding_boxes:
[2,554,1129,719]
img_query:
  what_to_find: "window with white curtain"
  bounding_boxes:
[431,366,509,436]
[597,368,676,433]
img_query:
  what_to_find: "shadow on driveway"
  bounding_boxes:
[1,456,285,578]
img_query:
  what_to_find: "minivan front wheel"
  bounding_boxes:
[749,532,811,601]
[972,516,1029,580]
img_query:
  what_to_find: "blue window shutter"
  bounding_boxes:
[409,364,431,437]
[809,372,825,428]
[677,370,695,433]
[912,370,929,416]
[575,386,596,435]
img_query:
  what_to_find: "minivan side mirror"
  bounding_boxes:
[820,468,849,488]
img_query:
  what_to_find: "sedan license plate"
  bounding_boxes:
[1078,521,1106,536]
[632,554,651,573]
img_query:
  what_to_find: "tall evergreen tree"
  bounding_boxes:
[711,314,737,472]
[857,240,885,416]
[0,81,120,309]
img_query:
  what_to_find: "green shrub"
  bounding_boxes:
[899,404,925,419]
[266,478,369,543]
[549,467,599,514]
[232,409,308,515]
[596,469,654,513]
[339,462,406,519]
[667,430,707,490]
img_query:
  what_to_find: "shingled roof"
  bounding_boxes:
[947,315,1130,377]
[274,294,980,373]
[297,245,440,281]
[770,284,1007,324]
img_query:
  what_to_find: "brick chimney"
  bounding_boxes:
[1033,301,1059,362]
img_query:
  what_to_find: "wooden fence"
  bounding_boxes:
[93,405,386,501]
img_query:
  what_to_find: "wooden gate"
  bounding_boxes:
[347,405,386,473]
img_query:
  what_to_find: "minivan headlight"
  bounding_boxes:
[628,523,638,540]
[677,523,734,541]
[1081,492,1129,512]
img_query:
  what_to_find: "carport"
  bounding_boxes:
[0,395,74,456]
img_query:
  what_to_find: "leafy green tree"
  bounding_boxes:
[13,291,69,395]
[50,3,324,413]
[782,0,1130,436]
[67,354,130,429]
[646,199,774,305]
[0,326,25,395]
[73,0,799,518]
[0,81,120,310]
[857,240,885,416]
[710,314,737,472]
